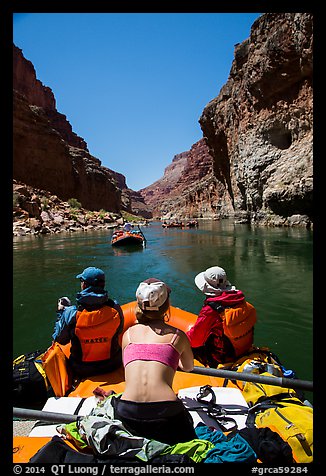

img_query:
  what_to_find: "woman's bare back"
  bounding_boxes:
[121,322,193,402]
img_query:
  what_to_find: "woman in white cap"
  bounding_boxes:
[186,266,257,367]
[112,278,197,445]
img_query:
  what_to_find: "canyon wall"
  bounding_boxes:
[13,45,149,217]
[140,139,232,219]
[14,12,313,227]
[140,13,313,227]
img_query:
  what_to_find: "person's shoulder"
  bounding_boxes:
[126,323,144,338]
[201,298,219,310]
[245,300,256,309]
[105,298,121,309]
[63,305,77,314]
[60,305,77,324]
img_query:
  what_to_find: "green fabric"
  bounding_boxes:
[136,440,171,462]
[64,421,88,449]
[64,396,213,463]
[79,415,169,460]
[161,438,214,463]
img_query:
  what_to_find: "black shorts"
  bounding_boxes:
[112,397,197,445]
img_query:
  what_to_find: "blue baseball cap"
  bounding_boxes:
[76,267,105,286]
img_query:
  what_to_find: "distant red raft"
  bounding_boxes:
[111,230,145,247]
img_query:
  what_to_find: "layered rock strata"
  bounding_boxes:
[141,13,313,227]
[199,12,313,226]
[140,139,231,219]
[13,45,149,217]
[14,12,313,228]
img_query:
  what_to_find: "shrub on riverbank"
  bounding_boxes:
[13,180,125,236]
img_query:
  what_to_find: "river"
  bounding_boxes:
[13,219,313,387]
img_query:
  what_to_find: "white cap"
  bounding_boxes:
[136,278,170,311]
[194,266,234,296]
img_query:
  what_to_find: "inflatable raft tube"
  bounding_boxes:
[42,301,236,399]
[70,301,234,397]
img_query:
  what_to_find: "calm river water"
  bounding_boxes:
[13,220,313,387]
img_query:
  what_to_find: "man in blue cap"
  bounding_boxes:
[52,267,124,378]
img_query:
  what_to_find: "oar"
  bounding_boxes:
[137,225,146,246]
[189,366,313,392]
[13,407,80,423]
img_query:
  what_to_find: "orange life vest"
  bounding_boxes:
[74,306,122,362]
[221,302,257,356]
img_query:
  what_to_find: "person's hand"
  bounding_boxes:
[58,296,71,310]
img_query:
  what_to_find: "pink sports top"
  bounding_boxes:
[123,328,181,371]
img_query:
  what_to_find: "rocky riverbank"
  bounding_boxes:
[13,180,144,237]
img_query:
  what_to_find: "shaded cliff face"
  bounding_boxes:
[200,12,313,226]
[13,45,149,216]
[141,13,312,227]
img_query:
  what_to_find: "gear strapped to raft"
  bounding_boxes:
[13,349,53,408]
[180,384,248,433]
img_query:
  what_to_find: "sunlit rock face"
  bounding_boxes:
[199,13,313,226]
[139,139,231,219]
[141,13,313,227]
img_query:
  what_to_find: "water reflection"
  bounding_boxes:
[13,220,313,383]
[112,244,145,256]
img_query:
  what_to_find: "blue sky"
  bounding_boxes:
[13,13,261,191]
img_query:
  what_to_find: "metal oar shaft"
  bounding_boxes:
[13,407,80,423]
[138,226,146,244]
[190,366,313,392]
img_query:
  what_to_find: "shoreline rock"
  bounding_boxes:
[13,180,126,237]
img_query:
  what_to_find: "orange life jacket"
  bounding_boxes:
[74,306,122,362]
[221,302,257,356]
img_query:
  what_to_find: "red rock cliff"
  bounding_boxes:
[140,139,230,219]
[13,45,149,216]
[199,12,313,226]
[141,13,313,227]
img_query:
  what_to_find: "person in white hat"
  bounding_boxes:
[112,278,197,446]
[186,266,257,367]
